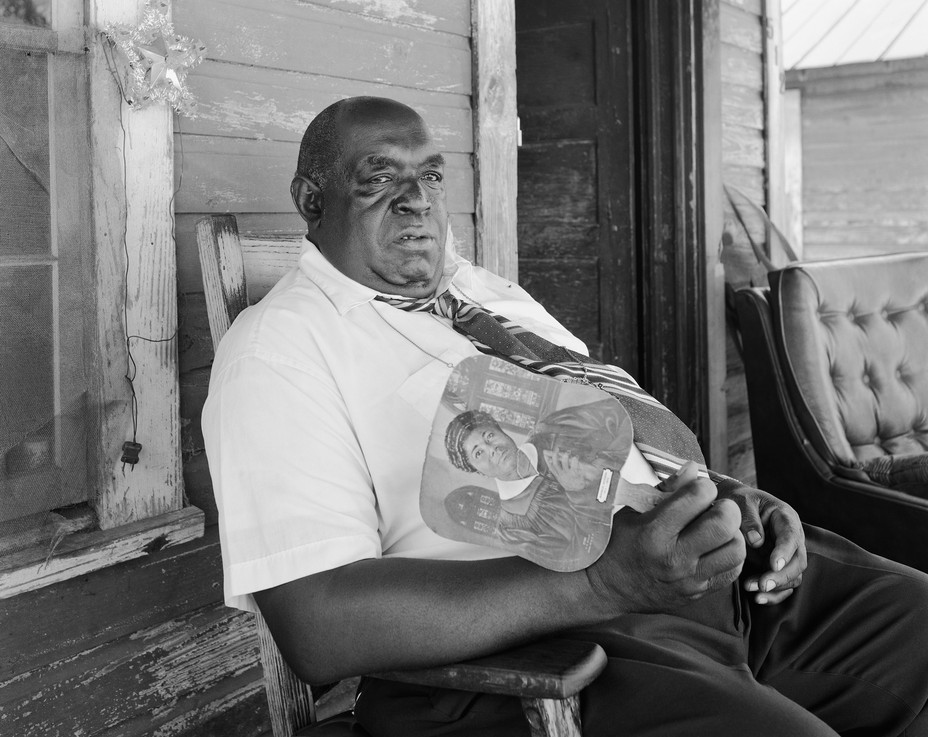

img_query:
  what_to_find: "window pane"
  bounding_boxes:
[0,45,50,258]
[0,261,88,523]
[0,41,89,526]
[0,266,54,521]
[0,0,51,28]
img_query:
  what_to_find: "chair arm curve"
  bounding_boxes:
[372,638,607,700]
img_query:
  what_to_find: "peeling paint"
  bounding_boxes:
[199,94,311,137]
[327,0,440,28]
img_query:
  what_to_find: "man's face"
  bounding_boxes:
[464,422,523,481]
[314,106,449,297]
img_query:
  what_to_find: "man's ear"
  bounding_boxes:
[291,175,324,228]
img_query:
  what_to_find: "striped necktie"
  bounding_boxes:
[376,291,706,479]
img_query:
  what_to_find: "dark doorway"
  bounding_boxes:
[515,0,721,459]
[516,0,636,368]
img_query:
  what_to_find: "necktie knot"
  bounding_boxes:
[375,291,462,320]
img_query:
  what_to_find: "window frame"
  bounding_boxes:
[0,0,202,600]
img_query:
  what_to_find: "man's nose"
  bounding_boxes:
[392,179,431,215]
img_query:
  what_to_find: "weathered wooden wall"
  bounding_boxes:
[2,3,478,736]
[788,59,928,261]
[1,527,270,737]
[719,0,767,485]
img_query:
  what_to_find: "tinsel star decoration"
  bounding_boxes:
[103,1,206,116]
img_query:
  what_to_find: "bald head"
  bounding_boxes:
[295,96,425,192]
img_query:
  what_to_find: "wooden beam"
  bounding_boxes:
[699,0,729,471]
[763,0,788,241]
[86,0,183,528]
[0,507,204,599]
[471,0,518,280]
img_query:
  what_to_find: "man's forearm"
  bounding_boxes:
[254,555,609,684]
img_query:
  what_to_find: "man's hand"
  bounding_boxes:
[718,481,807,605]
[585,462,746,614]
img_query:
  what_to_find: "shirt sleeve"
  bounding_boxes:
[202,352,381,612]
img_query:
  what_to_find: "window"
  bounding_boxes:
[0,0,202,598]
[0,0,94,541]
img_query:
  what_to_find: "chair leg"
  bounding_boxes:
[255,611,316,737]
[520,695,583,737]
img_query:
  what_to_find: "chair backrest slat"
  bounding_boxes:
[240,235,304,303]
[196,214,250,351]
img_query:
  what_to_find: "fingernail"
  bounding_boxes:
[776,558,786,571]
[747,530,762,546]
[757,595,768,605]
[745,580,758,592]
[764,579,776,592]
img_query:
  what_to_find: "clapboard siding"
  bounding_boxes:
[721,42,764,89]
[720,1,763,53]
[795,62,928,261]
[723,83,765,130]
[182,60,474,151]
[720,0,766,485]
[174,1,471,92]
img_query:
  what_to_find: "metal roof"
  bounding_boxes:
[783,0,928,70]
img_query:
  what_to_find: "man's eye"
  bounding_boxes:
[368,174,391,184]
[421,171,442,182]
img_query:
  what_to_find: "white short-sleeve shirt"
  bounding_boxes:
[202,238,657,612]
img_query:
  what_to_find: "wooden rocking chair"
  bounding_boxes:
[196,214,607,737]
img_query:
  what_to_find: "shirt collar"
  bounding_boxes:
[298,227,472,316]
[495,443,540,500]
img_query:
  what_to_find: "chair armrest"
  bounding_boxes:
[372,638,607,700]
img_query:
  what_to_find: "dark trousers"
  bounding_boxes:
[355,526,928,736]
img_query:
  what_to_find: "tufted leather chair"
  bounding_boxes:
[735,252,928,572]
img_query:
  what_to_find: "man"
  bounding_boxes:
[203,96,928,736]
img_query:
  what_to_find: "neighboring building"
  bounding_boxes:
[783,0,928,260]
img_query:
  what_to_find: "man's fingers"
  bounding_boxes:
[766,507,806,576]
[695,534,746,590]
[654,498,745,599]
[756,587,795,605]
[656,461,700,493]
[737,494,764,548]
[647,475,719,544]
[677,497,743,561]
